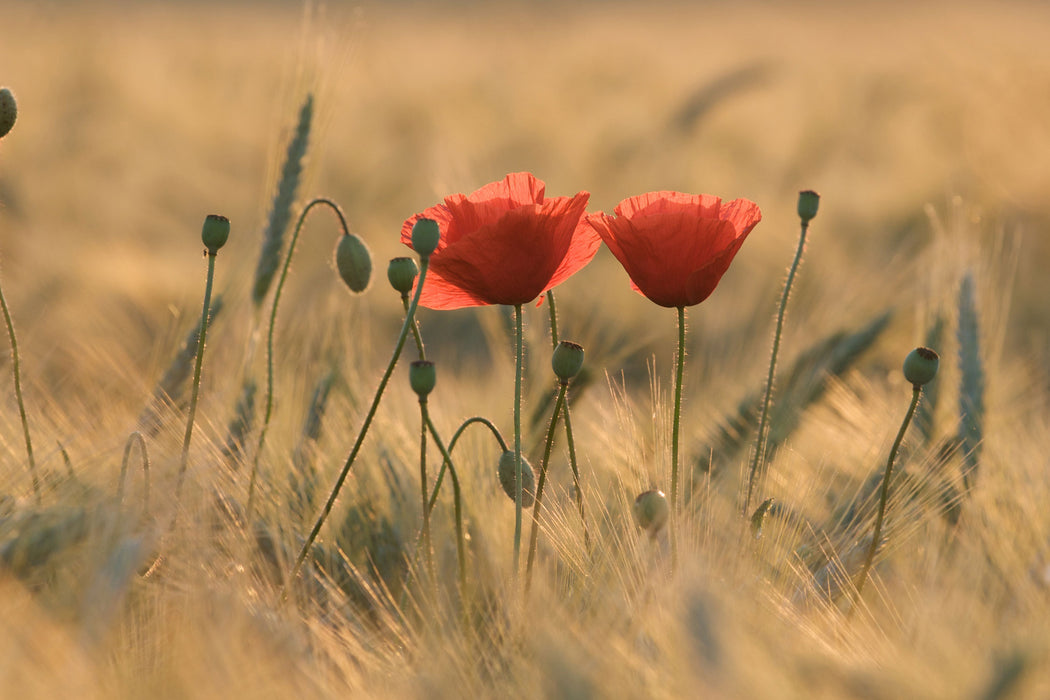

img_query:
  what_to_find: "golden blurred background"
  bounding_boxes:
[2,0,1049,397]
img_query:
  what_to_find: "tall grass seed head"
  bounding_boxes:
[409,360,436,399]
[411,218,441,258]
[497,451,535,508]
[335,233,373,294]
[633,489,669,535]
[387,257,419,295]
[797,190,820,223]
[903,346,939,387]
[551,341,585,382]
[201,214,230,253]
[0,88,16,139]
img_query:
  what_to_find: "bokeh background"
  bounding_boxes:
[2,0,1049,403]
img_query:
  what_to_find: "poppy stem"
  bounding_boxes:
[175,249,219,503]
[852,385,923,608]
[670,305,686,572]
[525,381,567,592]
[283,258,430,599]
[512,303,525,573]
[248,197,350,524]
[563,382,589,552]
[424,413,468,601]
[546,290,559,348]
[743,216,809,516]
[418,397,435,581]
[428,416,507,512]
[402,293,426,360]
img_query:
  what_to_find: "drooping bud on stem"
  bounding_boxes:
[0,88,16,139]
[497,450,535,508]
[334,233,372,293]
[633,489,669,536]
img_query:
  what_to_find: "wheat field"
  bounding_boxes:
[1,1,1049,698]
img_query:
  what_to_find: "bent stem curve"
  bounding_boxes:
[247,198,351,523]
[425,415,468,600]
[429,416,507,511]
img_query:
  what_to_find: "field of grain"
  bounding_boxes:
[1,1,1049,697]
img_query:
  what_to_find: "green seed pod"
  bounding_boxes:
[797,190,820,224]
[201,214,230,253]
[551,341,585,382]
[335,233,373,293]
[633,489,669,535]
[409,360,436,399]
[387,257,419,295]
[903,346,939,387]
[0,88,16,139]
[497,451,535,508]
[411,218,441,258]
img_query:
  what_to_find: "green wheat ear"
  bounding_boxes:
[138,295,224,436]
[252,94,313,306]
[220,378,257,467]
[288,368,337,519]
[956,271,984,490]
[695,310,891,484]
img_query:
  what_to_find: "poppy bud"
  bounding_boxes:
[335,233,372,294]
[411,218,441,258]
[409,360,436,399]
[903,346,939,387]
[551,341,585,382]
[201,214,230,254]
[633,489,669,535]
[797,190,820,224]
[387,257,418,295]
[497,451,535,508]
[0,88,15,139]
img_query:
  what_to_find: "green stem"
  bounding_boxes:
[512,304,525,572]
[0,279,38,504]
[545,290,559,349]
[525,383,566,589]
[744,219,809,515]
[247,197,350,523]
[428,416,507,511]
[284,259,430,598]
[853,386,922,605]
[670,305,686,571]
[175,250,217,501]
[419,399,434,579]
[562,385,589,551]
[424,414,468,599]
[402,294,426,360]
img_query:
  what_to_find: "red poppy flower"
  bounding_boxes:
[400,172,599,310]
[583,192,761,308]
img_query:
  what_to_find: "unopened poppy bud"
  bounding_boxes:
[497,451,535,508]
[633,489,669,535]
[201,214,230,254]
[409,360,436,399]
[335,233,373,293]
[903,346,939,387]
[387,257,418,295]
[0,88,16,139]
[797,190,820,224]
[411,218,441,258]
[551,341,585,382]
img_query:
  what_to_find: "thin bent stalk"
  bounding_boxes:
[0,279,38,503]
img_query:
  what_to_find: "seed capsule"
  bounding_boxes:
[903,346,939,387]
[411,218,441,258]
[201,214,230,254]
[387,257,419,295]
[551,341,585,382]
[409,360,436,399]
[633,489,669,535]
[797,190,820,224]
[0,88,16,139]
